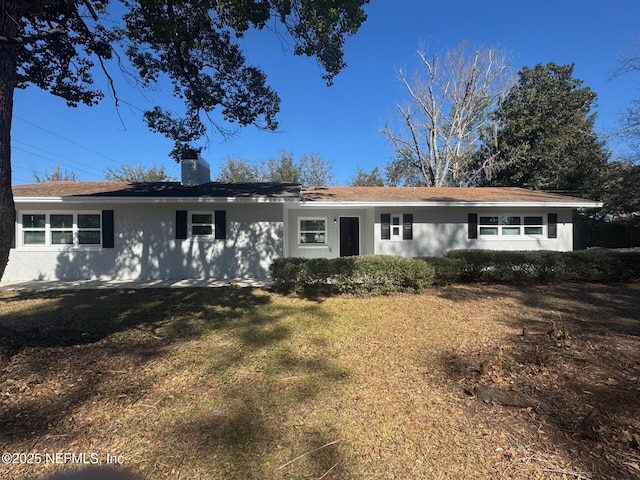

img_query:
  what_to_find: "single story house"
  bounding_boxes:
[3,156,602,281]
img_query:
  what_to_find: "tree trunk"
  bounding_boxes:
[0,0,18,280]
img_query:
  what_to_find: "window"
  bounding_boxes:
[477,215,544,237]
[524,216,544,235]
[50,214,74,245]
[176,210,226,240]
[381,213,413,241]
[21,212,102,248]
[299,218,326,245]
[391,215,401,240]
[78,214,101,244]
[191,213,213,236]
[23,214,46,245]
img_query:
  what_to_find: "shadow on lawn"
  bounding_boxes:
[0,287,271,348]
[437,283,640,480]
[0,287,349,479]
[167,312,350,479]
[171,375,347,479]
[0,288,271,441]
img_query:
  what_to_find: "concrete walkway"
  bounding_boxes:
[0,278,270,291]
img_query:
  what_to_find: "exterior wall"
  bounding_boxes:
[4,201,577,281]
[285,207,375,259]
[286,206,575,259]
[4,202,284,281]
[374,207,574,256]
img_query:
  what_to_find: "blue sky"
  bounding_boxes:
[10,1,640,186]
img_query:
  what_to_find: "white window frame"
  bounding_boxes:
[298,217,327,246]
[50,213,75,246]
[18,211,103,250]
[189,211,214,240]
[390,214,402,241]
[21,213,47,246]
[478,214,545,238]
[76,213,102,245]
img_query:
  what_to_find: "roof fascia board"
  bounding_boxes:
[297,201,603,208]
[14,197,603,209]
[13,196,299,204]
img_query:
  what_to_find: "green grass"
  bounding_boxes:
[1,285,639,479]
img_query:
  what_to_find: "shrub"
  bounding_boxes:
[270,255,436,295]
[560,248,640,282]
[442,250,561,283]
[419,256,468,285]
[271,249,640,294]
[443,248,640,284]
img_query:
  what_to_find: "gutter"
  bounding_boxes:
[13,197,603,209]
[13,196,300,204]
[296,200,604,209]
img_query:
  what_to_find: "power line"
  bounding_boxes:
[12,146,103,179]
[14,115,122,166]
[10,164,34,185]
[12,176,31,185]
[12,140,106,178]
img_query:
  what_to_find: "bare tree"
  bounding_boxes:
[105,163,176,182]
[33,164,78,182]
[298,153,333,186]
[383,42,513,187]
[612,42,640,153]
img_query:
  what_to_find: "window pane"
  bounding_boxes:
[502,227,521,235]
[78,231,101,244]
[300,232,325,244]
[192,225,213,236]
[392,227,400,236]
[524,216,543,225]
[24,231,45,244]
[501,216,521,225]
[78,214,100,229]
[392,216,400,225]
[192,214,212,224]
[479,227,498,235]
[52,231,74,244]
[524,226,543,235]
[300,219,325,231]
[479,216,498,225]
[23,214,46,228]
[51,214,73,229]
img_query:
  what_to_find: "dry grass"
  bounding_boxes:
[0,284,639,479]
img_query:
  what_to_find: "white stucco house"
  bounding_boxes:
[3,156,602,282]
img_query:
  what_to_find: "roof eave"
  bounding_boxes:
[14,196,300,204]
[13,196,603,209]
[297,200,603,208]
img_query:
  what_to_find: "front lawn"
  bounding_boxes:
[1,284,639,479]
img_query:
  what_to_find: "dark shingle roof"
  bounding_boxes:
[13,181,302,199]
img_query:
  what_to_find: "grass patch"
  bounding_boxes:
[1,285,639,479]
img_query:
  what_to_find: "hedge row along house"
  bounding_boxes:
[3,156,601,282]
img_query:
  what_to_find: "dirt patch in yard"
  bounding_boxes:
[0,284,638,479]
[438,283,640,479]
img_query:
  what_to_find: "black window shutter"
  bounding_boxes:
[102,210,115,248]
[548,213,558,239]
[402,214,413,240]
[214,210,226,239]
[381,213,391,240]
[176,210,188,240]
[468,213,478,239]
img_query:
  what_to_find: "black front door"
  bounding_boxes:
[340,217,359,257]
